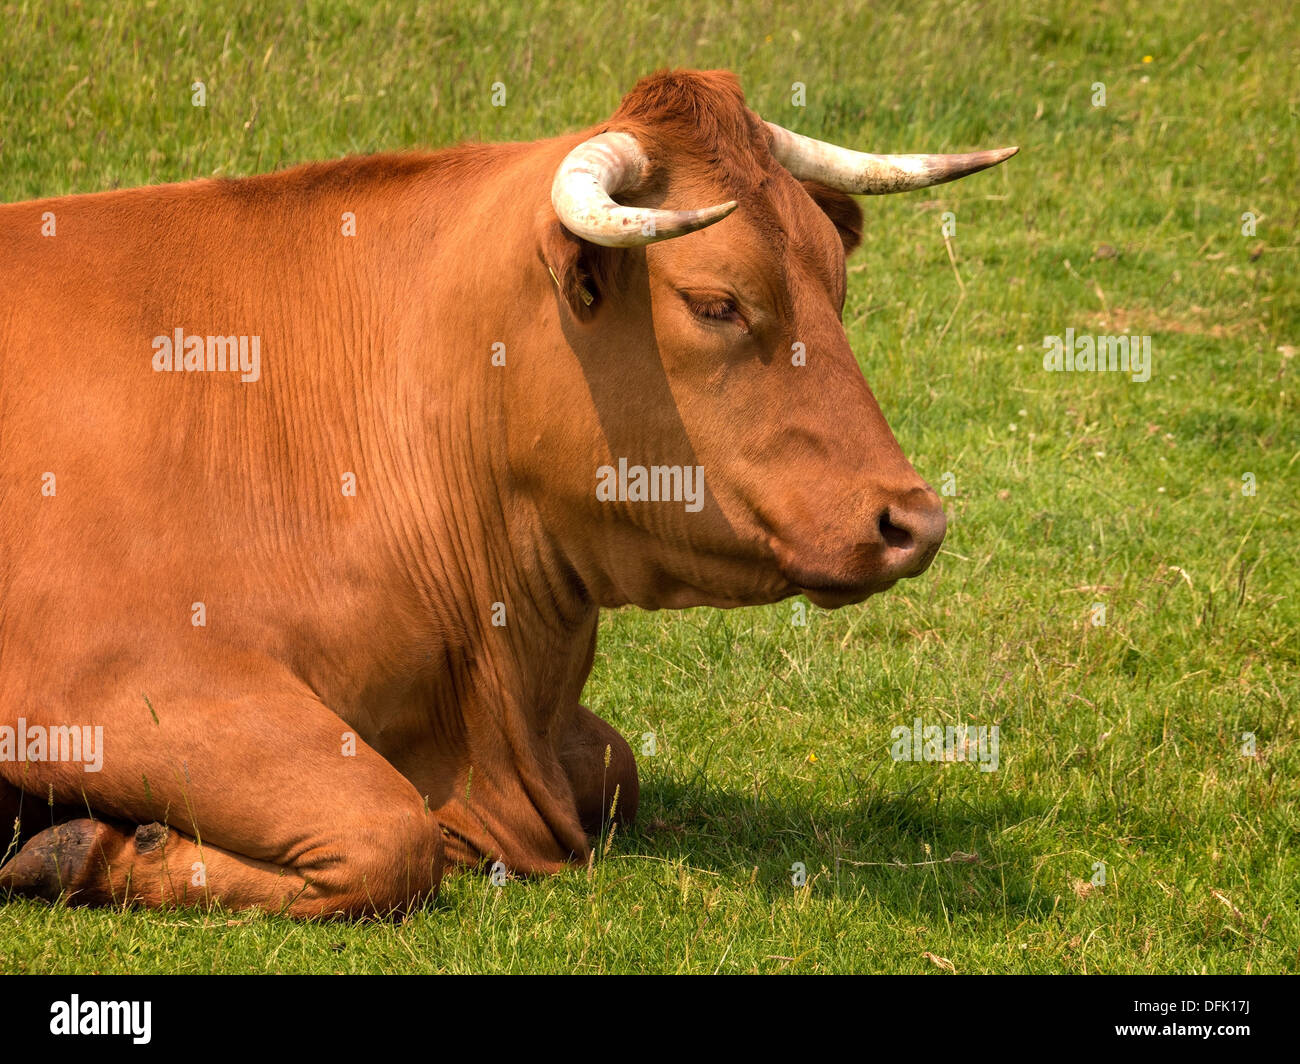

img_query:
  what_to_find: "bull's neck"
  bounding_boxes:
[213,143,598,721]
[379,142,598,707]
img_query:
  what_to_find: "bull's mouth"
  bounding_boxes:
[772,543,902,609]
[769,531,938,609]
[795,579,898,609]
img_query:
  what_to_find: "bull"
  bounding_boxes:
[0,70,1015,915]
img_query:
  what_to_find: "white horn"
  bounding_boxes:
[551,131,737,247]
[766,122,1018,195]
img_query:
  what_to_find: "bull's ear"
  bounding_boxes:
[538,216,606,322]
[801,180,863,256]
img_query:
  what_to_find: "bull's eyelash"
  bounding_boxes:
[682,292,748,330]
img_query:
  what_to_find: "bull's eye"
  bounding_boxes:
[684,293,746,329]
[695,298,736,320]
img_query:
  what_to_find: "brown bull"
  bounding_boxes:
[0,70,1015,916]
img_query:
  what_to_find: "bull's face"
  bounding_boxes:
[632,168,948,609]
[528,72,1015,610]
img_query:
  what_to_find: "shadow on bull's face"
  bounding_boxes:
[545,178,946,611]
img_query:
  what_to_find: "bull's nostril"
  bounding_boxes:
[878,511,914,551]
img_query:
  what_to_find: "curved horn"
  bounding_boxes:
[551,131,737,247]
[766,122,1018,195]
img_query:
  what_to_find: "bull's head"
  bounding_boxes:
[523,71,1016,610]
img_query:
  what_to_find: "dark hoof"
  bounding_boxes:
[134,821,169,854]
[0,818,108,902]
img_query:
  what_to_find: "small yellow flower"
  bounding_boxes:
[1142,55,1153,63]
[765,34,773,44]
[807,751,818,763]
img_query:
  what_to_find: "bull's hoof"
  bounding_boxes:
[0,818,112,903]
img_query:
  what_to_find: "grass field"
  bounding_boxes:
[1,0,1296,973]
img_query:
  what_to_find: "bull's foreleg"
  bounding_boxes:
[555,704,640,837]
[0,688,446,917]
[0,814,443,917]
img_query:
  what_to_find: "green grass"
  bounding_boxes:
[1,0,1296,973]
